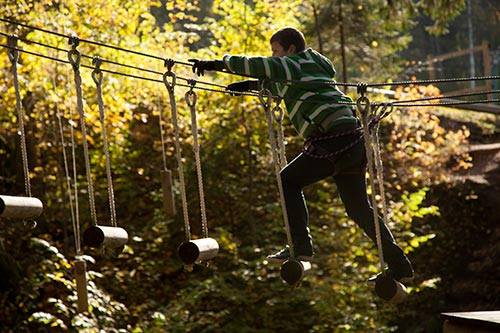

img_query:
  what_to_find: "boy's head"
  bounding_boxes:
[270,26,306,57]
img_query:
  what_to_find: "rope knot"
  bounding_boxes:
[92,56,104,85]
[185,80,198,107]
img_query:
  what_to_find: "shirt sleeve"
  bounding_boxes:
[222,54,301,82]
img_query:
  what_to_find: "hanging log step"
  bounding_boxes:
[83,225,128,248]
[280,259,311,286]
[177,238,219,265]
[0,195,43,219]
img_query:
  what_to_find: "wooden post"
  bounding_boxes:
[74,258,89,313]
[482,40,492,100]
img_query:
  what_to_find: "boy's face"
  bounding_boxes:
[271,41,295,57]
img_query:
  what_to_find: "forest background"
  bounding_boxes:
[0,0,499,332]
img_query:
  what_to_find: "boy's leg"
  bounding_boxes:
[333,172,413,280]
[267,151,334,260]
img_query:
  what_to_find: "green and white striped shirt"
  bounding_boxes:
[223,48,356,137]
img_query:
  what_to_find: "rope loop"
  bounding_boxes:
[258,88,273,109]
[162,71,176,91]
[7,35,19,64]
[377,102,394,119]
[185,80,198,107]
[91,56,104,85]
[272,97,284,122]
[68,48,81,70]
[356,95,371,117]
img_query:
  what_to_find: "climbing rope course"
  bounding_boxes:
[1,17,499,303]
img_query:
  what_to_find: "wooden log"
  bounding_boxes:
[177,238,219,265]
[83,225,128,248]
[0,195,43,219]
[280,259,312,286]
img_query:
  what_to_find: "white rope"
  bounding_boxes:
[185,85,209,239]
[272,98,287,169]
[54,70,81,254]
[68,43,98,227]
[259,89,294,258]
[356,96,385,273]
[163,71,191,242]
[8,36,31,198]
[92,57,117,227]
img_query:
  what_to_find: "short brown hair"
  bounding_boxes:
[270,27,306,52]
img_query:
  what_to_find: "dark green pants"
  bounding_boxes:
[280,123,407,267]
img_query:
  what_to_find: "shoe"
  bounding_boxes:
[266,245,314,263]
[367,260,414,287]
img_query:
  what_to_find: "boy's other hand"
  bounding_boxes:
[188,59,224,76]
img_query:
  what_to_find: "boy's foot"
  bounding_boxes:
[266,245,314,263]
[367,259,414,286]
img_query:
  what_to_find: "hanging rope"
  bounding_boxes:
[185,80,209,239]
[54,71,81,255]
[68,36,98,227]
[8,35,32,198]
[92,56,118,227]
[355,86,386,274]
[157,74,176,217]
[272,98,287,169]
[259,89,294,259]
[162,62,191,242]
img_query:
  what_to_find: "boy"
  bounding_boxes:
[190,27,414,284]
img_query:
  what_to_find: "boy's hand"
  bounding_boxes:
[188,59,224,76]
[227,80,259,96]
